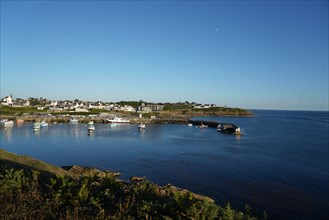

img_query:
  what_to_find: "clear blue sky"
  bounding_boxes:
[1,0,328,110]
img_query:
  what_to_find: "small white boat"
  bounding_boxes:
[40,121,49,127]
[33,122,41,130]
[235,127,242,135]
[87,121,95,134]
[69,117,79,124]
[107,117,130,123]
[187,123,193,127]
[138,123,146,131]
[0,119,14,127]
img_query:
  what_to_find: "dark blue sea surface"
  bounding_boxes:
[1,110,328,219]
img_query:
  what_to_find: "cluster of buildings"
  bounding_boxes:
[1,95,217,113]
[0,95,164,113]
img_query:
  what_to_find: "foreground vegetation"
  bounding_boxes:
[0,150,264,219]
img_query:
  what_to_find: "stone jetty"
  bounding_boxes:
[188,120,239,134]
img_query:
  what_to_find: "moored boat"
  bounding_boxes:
[235,127,242,135]
[16,119,24,124]
[107,117,130,124]
[87,121,95,134]
[33,122,41,131]
[41,121,49,127]
[137,113,145,131]
[69,117,79,124]
[138,123,146,131]
[0,119,14,127]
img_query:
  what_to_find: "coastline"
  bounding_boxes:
[0,110,253,125]
[0,149,260,219]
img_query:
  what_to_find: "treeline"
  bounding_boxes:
[163,103,193,111]
[162,105,252,116]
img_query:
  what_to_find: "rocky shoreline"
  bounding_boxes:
[0,149,214,202]
[0,111,252,125]
[0,149,261,219]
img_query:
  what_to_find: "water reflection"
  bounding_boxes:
[88,133,95,140]
[235,134,241,144]
[68,124,82,138]
[33,129,41,135]
[1,126,13,142]
[137,127,146,139]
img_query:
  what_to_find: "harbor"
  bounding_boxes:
[1,115,241,135]
[1,110,329,219]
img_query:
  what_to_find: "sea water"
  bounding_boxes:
[1,110,328,219]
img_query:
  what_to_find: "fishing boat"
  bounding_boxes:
[16,119,24,124]
[107,117,130,124]
[137,114,145,131]
[87,121,95,134]
[138,123,146,131]
[235,127,242,135]
[33,122,41,131]
[0,119,14,127]
[69,117,79,124]
[40,121,49,127]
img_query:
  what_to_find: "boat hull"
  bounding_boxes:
[138,124,146,131]
[0,120,14,127]
[107,117,130,123]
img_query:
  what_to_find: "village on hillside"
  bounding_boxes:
[1,95,219,114]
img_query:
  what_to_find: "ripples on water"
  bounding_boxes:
[1,110,328,219]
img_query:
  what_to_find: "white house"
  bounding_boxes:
[120,105,136,112]
[1,95,13,106]
[50,101,58,107]
[88,102,106,110]
[75,108,89,112]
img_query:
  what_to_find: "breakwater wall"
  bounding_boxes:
[188,120,238,130]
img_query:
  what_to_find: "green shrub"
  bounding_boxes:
[0,167,261,219]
